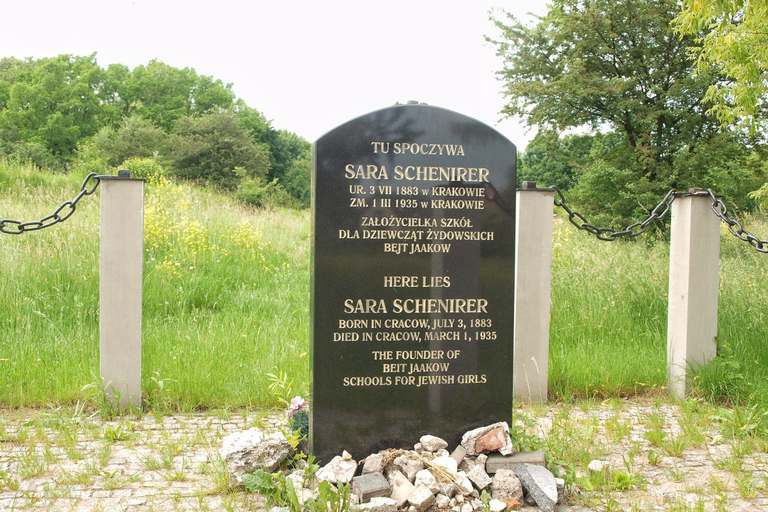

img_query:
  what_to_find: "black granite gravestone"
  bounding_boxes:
[311,104,516,463]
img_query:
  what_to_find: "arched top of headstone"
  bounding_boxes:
[317,104,516,154]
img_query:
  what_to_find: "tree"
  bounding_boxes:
[489,0,742,224]
[674,0,768,132]
[518,130,596,189]
[167,112,270,190]
[91,115,167,167]
[490,0,722,173]
[0,54,105,158]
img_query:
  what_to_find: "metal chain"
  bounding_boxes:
[706,189,768,253]
[548,185,680,241]
[0,173,101,235]
[540,183,768,253]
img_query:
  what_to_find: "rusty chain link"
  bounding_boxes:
[706,189,768,253]
[0,173,101,234]
[535,183,768,253]
[548,185,680,241]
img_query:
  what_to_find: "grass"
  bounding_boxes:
[1,158,768,419]
[0,159,310,408]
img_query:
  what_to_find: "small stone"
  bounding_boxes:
[490,469,523,503]
[414,469,440,494]
[438,482,458,498]
[363,453,386,474]
[431,455,459,481]
[456,471,474,495]
[503,497,522,510]
[352,472,391,502]
[414,443,424,452]
[456,493,465,504]
[555,477,565,499]
[450,445,468,466]
[408,484,436,512]
[514,464,558,512]
[356,497,398,512]
[488,498,507,512]
[461,503,474,512]
[435,448,450,458]
[316,455,358,485]
[389,471,415,508]
[461,423,513,456]
[435,494,451,508]
[420,435,449,452]
[342,450,353,461]
[587,460,606,473]
[467,464,493,491]
[394,454,424,482]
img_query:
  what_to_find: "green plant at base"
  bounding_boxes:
[291,408,309,440]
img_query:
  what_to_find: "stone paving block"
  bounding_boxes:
[485,450,546,474]
[352,472,391,502]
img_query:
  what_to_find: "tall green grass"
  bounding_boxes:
[0,160,310,408]
[2,159,767,415]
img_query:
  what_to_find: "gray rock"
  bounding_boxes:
[514,463,558,512]
[352,472,391,502]
[389,470,415,508]
[456,471,474,496]
[356,497,398,512]
[435,494,451,509]
[316,455,358,485]
[220,429,292,484]
[490,468,524,502]
[460,422,513,456]
[459,453,488,474]
[414,468,440,494]
[408,484,436,512]
[420,435,449,452]
[467,464,492,491]
[394,454,425,482]
[437,482,458,498]
[363,453,386,474]
[450,445,468,466]
[485,450,546,474]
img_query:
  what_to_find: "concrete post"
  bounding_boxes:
[514,182,554,403]
[100,171,145,407]
[667,190,720,399]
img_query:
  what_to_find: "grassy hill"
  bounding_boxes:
[1,159,767,427]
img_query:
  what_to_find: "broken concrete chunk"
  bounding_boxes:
[460,422,513,456]
[408,484,436,512]
[490,468,524,503]
[513,463,558,512]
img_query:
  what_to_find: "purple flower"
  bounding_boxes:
[286,396,308,419]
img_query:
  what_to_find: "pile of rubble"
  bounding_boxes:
[221,422,563,512]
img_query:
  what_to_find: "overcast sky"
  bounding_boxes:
[1,0,550,150]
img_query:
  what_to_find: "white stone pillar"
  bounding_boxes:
[667,190,720,399]
[100,171,145,407]
[514,183,554,403]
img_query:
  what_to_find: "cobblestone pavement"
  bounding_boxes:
[1,399,767,511]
